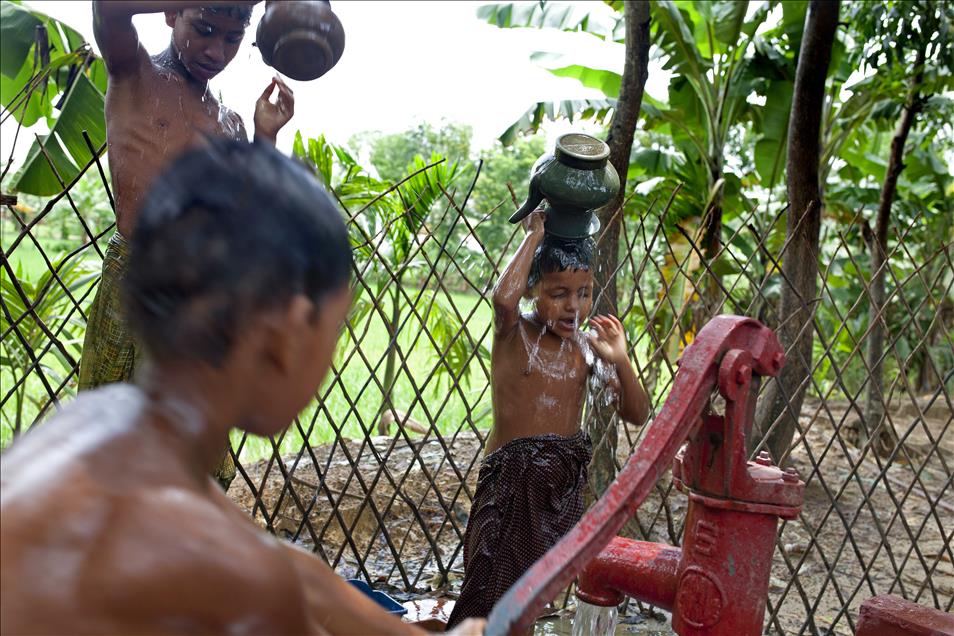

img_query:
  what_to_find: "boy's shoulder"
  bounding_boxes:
[88,479,302,614]
[48,484,304,631]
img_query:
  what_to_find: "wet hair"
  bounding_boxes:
[179,6,253,27]
[527,235,596,289]
[124,138,352,366]
[205,6,253,26]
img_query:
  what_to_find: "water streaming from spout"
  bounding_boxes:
[571,601,618,636]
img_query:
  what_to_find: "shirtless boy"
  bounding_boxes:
[79,0,295,486]
[447,209,650,628]
[0,140,483,636]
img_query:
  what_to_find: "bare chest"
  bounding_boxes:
[494,323,591,393]
[106,70,244,151]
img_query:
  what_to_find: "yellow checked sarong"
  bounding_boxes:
[78,233,136,391]
[78,232,236,488]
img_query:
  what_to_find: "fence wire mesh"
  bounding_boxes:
[2,143,952,635]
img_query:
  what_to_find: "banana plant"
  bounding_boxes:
[292,132,489,430]
[1,1,108,196]
[1,253,99,439]
[480,1,783,369]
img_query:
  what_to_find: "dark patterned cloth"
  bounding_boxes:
[447,430,592,628]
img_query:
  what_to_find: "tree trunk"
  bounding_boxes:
[753,0,839,462]
[700,162,724,262]
[694,160,725,342]
[862,44,927,446]
[378,283,403,434]
[588,0,651,498]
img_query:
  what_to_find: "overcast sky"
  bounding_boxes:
[2,0,676,169]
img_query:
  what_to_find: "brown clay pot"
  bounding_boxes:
[256,1,345,81]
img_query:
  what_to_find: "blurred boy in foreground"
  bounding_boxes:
[0,141,482,636]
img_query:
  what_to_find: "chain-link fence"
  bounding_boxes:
[2,138,951,635]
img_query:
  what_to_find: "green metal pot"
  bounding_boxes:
[510,133,619,239]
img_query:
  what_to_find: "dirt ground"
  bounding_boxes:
[228,396,953,635]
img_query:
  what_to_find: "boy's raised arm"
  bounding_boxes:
[492,210,544,335]
[92,1,259,77]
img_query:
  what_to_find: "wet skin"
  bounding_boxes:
[2,4,485,633]
[0,289,484,635]
[93,1,295,237]
[487,210,650,455]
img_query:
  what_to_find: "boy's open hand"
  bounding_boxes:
[588,314,629,366]
[254,76,295,144]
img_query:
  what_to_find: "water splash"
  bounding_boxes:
[576,328,619,408]
[520,321,547,376]
[572,601,618,636]
[217,106,236,137]
[518,297,535,318]
[592,356,619,407]
[572,321,594,365]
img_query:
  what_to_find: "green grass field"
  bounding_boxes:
[2,227,495,462]
[230,290,495,462]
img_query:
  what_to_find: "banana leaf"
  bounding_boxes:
[2,1,107,195]
[9,72,106,195]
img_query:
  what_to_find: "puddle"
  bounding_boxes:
[535,613,672,635]
[400,597,673,634]
[401,597,453,631]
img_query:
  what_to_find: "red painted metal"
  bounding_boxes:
[855,595,954,636]
[484,315,804,636]
[575,538,680,609]
[670,497,782,635]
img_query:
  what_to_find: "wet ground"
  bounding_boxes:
[400,597,674,634]
[230,396,953,635]
[534,614,672,635]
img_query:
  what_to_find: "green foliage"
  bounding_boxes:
[344,122,553,279]
[291,130,489,404]
[498,98,615,145]
[1,1,108,196]
[0,253,98,434]
[349,121,472,183]
[847,0,954,78]
[479,0,953,404]
[470,133,548,262]
[471,134,547,216]
[476,1,625,42]
[4,0,952,459]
